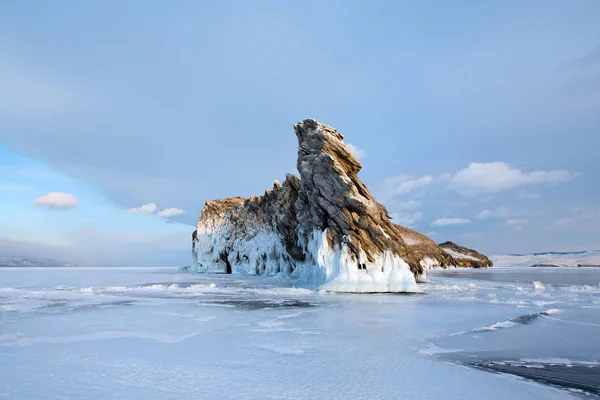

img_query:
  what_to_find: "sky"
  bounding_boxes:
[0,1,599,266]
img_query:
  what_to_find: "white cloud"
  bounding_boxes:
[386,199,421,210]
[553,208,600,226]
[32,192,77,208]
[516,190,542,200]
[426,231,438,237]
[390,211,423,228]
[346,143,365,160]
[431,217,471,227]
[378,162,573,202]
[448,162,575,195]
[477,206,511,220]
[477,210,492,220]
[377,175,434,202]
[128,203,157,214]
[386,200,422,227]
[127,204,186,217]
[157,208,187,217]
[505,218,527,231]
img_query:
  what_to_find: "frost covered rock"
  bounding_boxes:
[192,119,491,292]
[439,241,493,268]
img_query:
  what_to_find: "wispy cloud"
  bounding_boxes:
[157,208,186,217]
[386,199,421,210]
[390,211,423,228]
[0,223,194,266]
[32,192,77,209]
[516,191,541,200]
[560,45,600,95]
[505,218,527,231]
[477,206,511,220]
[379,162,575,201]
[564,45,600,69]
[0,236,81,264]
[346,143,365,160]
[128,203,158,214]
[448,162,575,195]
[553,207,600,226]
[431,217,471,227]
[377,175,435,202]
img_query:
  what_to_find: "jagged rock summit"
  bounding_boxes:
[192,119,492,292]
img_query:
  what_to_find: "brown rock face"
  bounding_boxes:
[439,241,493,268]
[293,119,428,276]
[197,198,245,232]
[394,225,456,267]
[191,119,492,292]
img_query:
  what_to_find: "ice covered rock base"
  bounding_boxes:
[192,119,491,293]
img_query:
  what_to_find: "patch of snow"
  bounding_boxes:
[472,320,518,332]
[379,227,391,239]
[533,281,545,290]
[442,248,481,261]
[518,357,599,366]
[400,234,420,246]
[256,344,305,355]
[419,343,463,355]
[565,284,600,293]
[543,309,562,315]
[420,257,442,270]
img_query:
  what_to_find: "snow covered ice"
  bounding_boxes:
[1,261,599,399]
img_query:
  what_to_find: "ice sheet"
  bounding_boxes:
[1,266,598,399]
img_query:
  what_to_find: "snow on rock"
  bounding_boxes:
[191,119,491,292]
[439,241,493,268]
[442,248,480,261]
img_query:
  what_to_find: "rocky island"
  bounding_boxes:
[192,119,491,292]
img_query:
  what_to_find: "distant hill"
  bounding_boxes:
[0,256,78,268]
[508,250,599,257]
[492,250,600,268]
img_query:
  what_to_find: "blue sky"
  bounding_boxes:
[1,1,599,266]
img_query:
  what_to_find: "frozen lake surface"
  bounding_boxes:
[1,264,599,399]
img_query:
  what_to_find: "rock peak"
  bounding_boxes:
[191,118,492,292]
[294,118,360,175]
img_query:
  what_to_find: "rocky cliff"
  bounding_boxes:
[439,241,493,268]
[192,119,492,292]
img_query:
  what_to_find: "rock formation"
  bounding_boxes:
[438,241,493,268]
[192,119,492,292]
